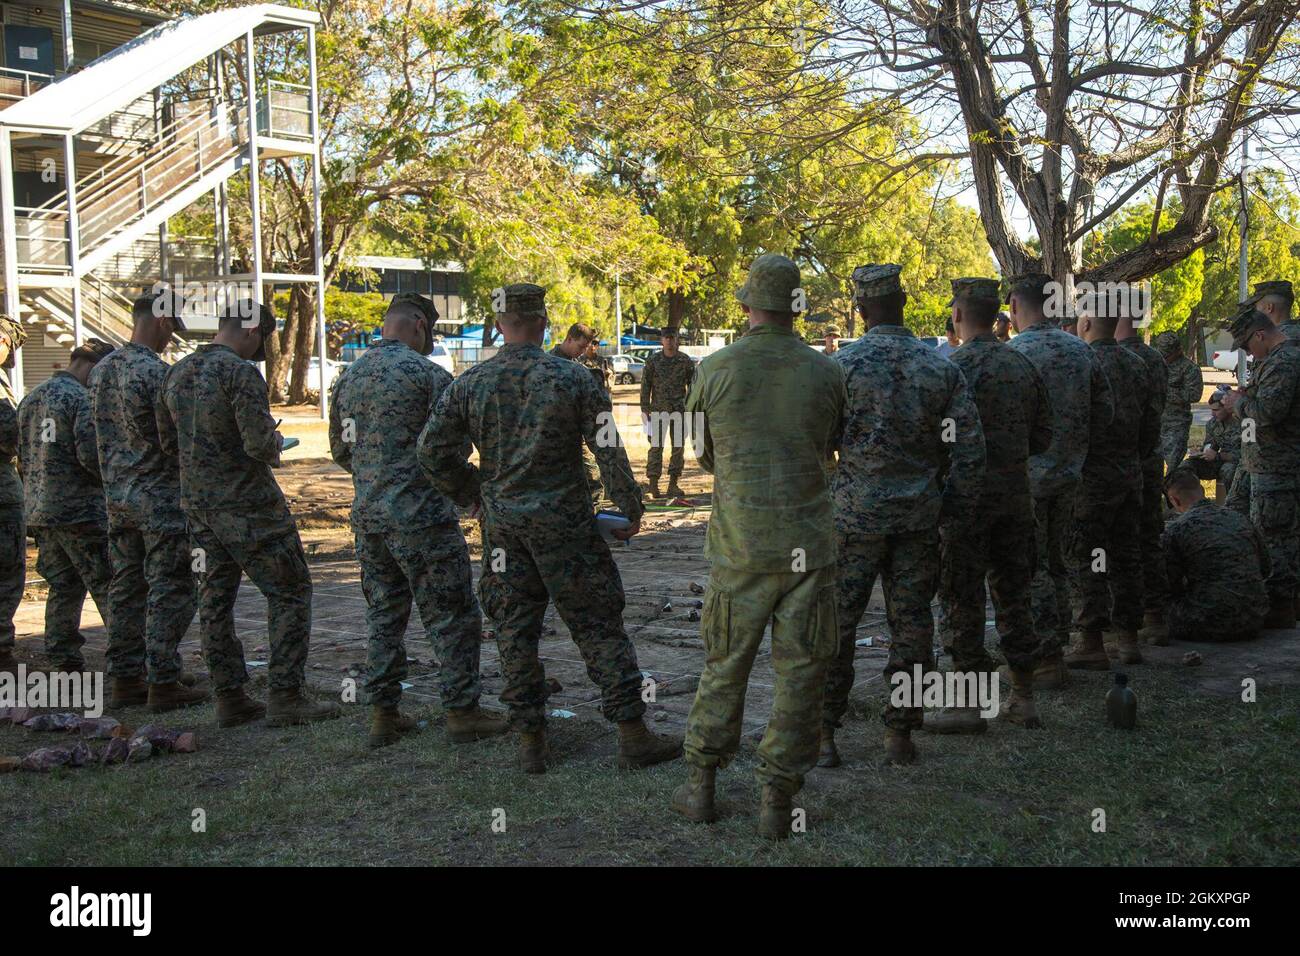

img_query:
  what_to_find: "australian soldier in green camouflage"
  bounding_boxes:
[17,339,115,669]
[419,282,679,774]
[330,292,506,748]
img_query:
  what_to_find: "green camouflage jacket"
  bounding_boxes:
[157,344,286,515]
[1006,323,1113,497]
[1234,340,1300,489]
[17,371,105,527]
[1161,354,1204,428]
[640,351,695,411]
[949,332,1052,511]
[1162,498,1269,613]
[0,368,21,513]
[1083,338,1158,490]
[330,338,461,532]
[418,342,642,534]
[87,342,184,533]
[1118,334,1168,469]
[686,325,845,572]
[833,324,985,534]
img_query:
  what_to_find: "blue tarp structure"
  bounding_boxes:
[619,335,658,347]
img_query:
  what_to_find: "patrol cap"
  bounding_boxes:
[659,326,681,337]
[1244,279,1293,307]
[824,326,841,337]
[0,313,26,350]
[851,263,902,300]
[735,253,802,313]
[388,292,439,324]
[1228,303,1273,349]
[501,283,546,317]
[135,287,187,331]
[1152,330,1182,355]
[70,337,114,364]
[1003,272,1053,305]
[948,277,1001,306]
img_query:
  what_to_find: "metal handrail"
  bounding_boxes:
[13,206,71,270]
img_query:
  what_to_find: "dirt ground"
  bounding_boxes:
[3,388,1299,866]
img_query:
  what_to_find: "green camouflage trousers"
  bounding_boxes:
[33,523,112,664]
[1250,488,1299,605]
[1225,468,1251,516]
[583,445,603,506]
[939,502,1039,673]
[188,509,312,693]
[477,519,644,731]
[1030,488,1077,657]
[356,523,483,709]
[645,410,686,483]
[1159,420,1192,473]
[824,527,939,732]
[1070,483,1143,633]
[684,561,837,796]
[1168,598,1264,643]
[0,507,24,652]
[1139,460,1168,614]
[106,526,196,683]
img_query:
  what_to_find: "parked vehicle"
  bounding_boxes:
[307,356,347,391]
[1211,348,1253,373]
[609,353,645,384]
[427,342,455,376]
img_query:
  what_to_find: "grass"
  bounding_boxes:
[3,660,1296,866]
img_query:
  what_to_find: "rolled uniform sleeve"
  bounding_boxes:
[417,381,481,508]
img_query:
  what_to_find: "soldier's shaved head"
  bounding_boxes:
[1163,466,1204,512]
[857,289,906,328]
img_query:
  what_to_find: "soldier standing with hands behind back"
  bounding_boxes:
[640,326,695,500]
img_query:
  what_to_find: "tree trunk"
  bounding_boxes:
[288,285,315,404]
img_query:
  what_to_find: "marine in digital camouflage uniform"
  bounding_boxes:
[549,322,603,505]
[0,316,28,673]
[330,292,505,748]
[88,292,207,710]
[1066,310,1159,669]
[928,278,1051,734]
[1218,306,1300,627]
[640,326,695,498]
[1248,279,1300,344]
[1201,398,1241,502]
[419,283,678,774]
[580,339,611,395]
[1006,273,1114,684]
[668,254,845,838]
[1161,466,1268,642]
[17,339,115,668]
[822,264,985,768]
[158,301,335,727]
[1153,330,1203,472]
[1117,316,1171,641]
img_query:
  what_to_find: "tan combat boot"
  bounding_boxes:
[214,687,266,728]
[647,479,661,499]
[265,687,340,727]
[369,704,420,749]
[1263,600,1297,630]
[922,706,987,735]
[1116,630,1144,665]
[446,705,510,744]
[1002,669,1043,728]
[756,785,793,841]
[1032,651,1068,690]
[518,726,548,774]
[147,681,211,713]
[1139,611,1170,646]
[1064,630,1111,670]
[109,674,149,708]
[816,726,841,768]
[617,717,683,769]
[666,481,685,500]
[670,765,718,823]
[883,728,917,766]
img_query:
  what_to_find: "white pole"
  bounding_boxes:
[245,30,266,380]
[1237,131,1250,387]
[1,129,23,396]
[63,133,82,346]
[307,24,327,420]
[615,271,622,354]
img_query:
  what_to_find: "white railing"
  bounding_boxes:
[258,80,311,140]
[0,66,55,107]
[14,207,71,271]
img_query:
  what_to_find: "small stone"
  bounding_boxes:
[21,746,72,772]
[688,581,704,595]
[1182,651,1203,667]
[0,706,37,724]
[687,609,700,623]
[78,717,122,739]
[23,712,82,732]
[101,737,129,765]
[661,601,673,613]
[173,732,198,754]
[127,738,154,763]
[653,710,669,722]
[544,677,563,696]
[134,724,180,751]
[67,741,94,767]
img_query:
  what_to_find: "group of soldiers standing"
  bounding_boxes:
[0,257,1295,841]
